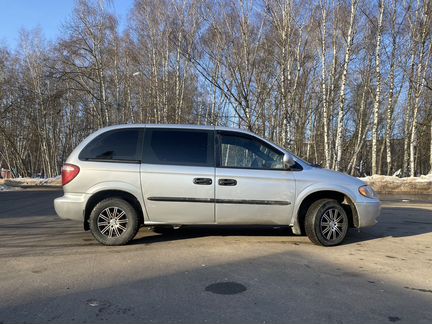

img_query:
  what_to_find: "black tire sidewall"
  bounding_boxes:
[89,198,139,245]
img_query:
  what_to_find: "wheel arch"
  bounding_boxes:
[84,190,145,230]
[292,189,359,235]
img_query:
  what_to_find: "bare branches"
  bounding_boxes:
[0,0,432,177]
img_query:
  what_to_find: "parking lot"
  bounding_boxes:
[0,190,431,323]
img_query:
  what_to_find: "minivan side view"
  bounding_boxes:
[54,124,381,246]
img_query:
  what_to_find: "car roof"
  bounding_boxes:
[97,123,256,136]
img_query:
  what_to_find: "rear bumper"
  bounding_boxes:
[355,200,381,228]
[54,193,87,221]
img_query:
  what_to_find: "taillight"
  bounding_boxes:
[61,164,80,186]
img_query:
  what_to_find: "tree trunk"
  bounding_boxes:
[371,0,384,175]
[320,2,331,169]
[334,0,358,171]
[409,2,430,176]
[430,120,432,174]
[385,1,397,175]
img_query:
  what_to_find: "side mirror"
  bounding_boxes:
[283,153,295,170]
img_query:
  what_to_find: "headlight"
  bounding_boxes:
[358,185,376,198]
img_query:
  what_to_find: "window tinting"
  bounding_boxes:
[142,129,213,166]
[79,129,140,161]
[219,133,283,169]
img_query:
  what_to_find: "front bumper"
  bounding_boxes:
[355,200,381,228]
[54,193,87,221]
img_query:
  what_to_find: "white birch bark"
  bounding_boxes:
[403,50,416,176]
[371,0,385,175]
[319,1,331,169]
[385,0,397,175]
[430,120,432,174]
[334,0,358,171]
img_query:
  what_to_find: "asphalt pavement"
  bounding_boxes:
[0,190,431,324]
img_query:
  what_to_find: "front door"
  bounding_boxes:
[215,131,295,225]
[140,127,215,224]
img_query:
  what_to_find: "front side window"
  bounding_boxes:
[218,132,283,170]
[142,129,214,167]
[79,129,141,162]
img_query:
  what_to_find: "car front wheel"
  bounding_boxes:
[89,198,139,245]
[305,199,349,246]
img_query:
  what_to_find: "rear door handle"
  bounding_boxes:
[193,178,212,185]
[218,179,237,186]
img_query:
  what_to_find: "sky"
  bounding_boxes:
[0,0,134,49]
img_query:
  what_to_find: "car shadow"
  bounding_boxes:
[131,225,296,245]
[132,205,432,246]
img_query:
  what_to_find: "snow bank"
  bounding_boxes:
[4,176,61,188]
[1,174,431,194]
[359,174,432,194]
[0,184,20,191]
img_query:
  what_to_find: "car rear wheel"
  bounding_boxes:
[305,198,349,246]
[89,198,139,245]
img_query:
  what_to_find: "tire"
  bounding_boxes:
[89,198,140,246]
[305,199,349,246]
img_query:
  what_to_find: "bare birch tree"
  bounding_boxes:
[371,0,385,175]
[334,0,358,171]
[1,0,431,178]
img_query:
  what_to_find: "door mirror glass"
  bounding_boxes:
[283,153,295,170]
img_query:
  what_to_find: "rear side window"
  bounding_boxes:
[142,129,214,167]
[79,129,141,162]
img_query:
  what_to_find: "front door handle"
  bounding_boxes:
[193,177,212,185]
[218,178,237,186]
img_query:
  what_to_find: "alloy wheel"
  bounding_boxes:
[319,208,347,242]
[97,207,128,238]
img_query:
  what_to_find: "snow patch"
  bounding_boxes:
[359,174,432,194]
[4,176,61,188]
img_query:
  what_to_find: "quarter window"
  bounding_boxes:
[79,129,141,162]
[142,129,214,166]
[219,133,283,169]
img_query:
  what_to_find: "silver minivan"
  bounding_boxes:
[54,124,380,246]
